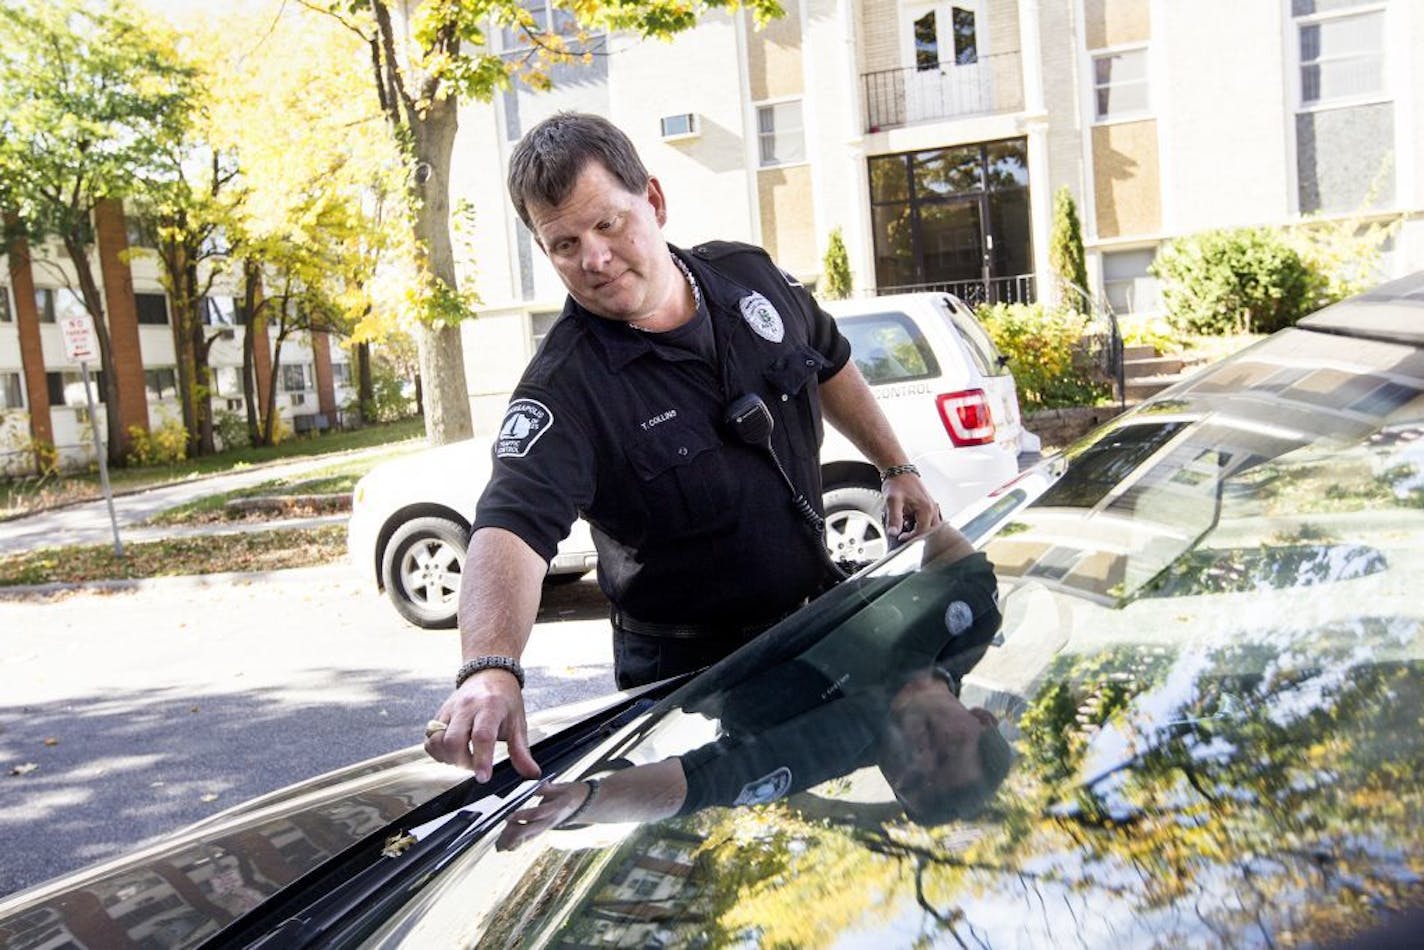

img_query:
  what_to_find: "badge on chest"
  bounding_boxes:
[739,292,784,343]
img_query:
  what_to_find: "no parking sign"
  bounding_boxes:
[60,313,100,363]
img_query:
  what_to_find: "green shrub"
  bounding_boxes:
[214,409,249,451]
[126,420,189,467]
[1151,227,1317,335]
[976,302,1109,410]
[820,227,852,300]
[1049,187,1088,305]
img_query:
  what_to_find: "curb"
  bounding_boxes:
[0,562,357,600]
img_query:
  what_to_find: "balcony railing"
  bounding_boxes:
[874,274,1036,308]
[863,52,1024,133]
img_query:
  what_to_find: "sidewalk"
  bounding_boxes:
[0,444,403,557]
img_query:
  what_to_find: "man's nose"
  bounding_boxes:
[580,235,612,273]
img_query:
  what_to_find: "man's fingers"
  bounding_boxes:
[506,715,542,780]
[883,492,906,536]
[468,707,505,783]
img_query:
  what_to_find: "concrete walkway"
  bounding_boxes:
[0,444,412,556]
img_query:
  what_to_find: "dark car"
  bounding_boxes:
[3,275,1423,947]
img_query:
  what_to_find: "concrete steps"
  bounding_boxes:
[1122,344,1196,401]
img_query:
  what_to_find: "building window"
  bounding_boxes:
[1299,9,1384,106]
[1092,47,1149,121]
[125,212,156,249]
[331,362,352,387]
[530,311,560,351]
[214,365,243,397]
[46,370,105,407]
[144,367,178,400]
[35,288,87,325]
[756,100,805,168]
[1101,249,1162,315]
[281,363,313,392]
[0,285,12,323]
[910,4,977,71]
[203,296,238,327]
[867,138,1032,300]
[135,292,169,326]
[1,372,23,410]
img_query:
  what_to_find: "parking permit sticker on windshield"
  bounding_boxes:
[497,398,553,459]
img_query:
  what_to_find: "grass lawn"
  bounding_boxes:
[145,448,416,525]
[0,525,347,587]
[1,417,427,520]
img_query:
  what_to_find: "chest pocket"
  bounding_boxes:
[626,418,740,537]
[763,344,827,397]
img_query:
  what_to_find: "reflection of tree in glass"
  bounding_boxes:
[1139,541,1387,598]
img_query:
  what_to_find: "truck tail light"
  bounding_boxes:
[937,389,996,446]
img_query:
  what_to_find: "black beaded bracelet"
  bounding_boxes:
[454,655,525,690]
[880,463,921,481]
[556,778,602,829]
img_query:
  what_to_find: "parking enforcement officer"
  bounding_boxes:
[425,112,941,782]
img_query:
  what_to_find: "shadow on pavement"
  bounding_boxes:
[0,664,608,899]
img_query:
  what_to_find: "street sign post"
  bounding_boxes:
[60,314,124,557]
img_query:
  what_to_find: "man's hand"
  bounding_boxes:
[496,780,591,851]
[425,669,541,783]
[883,472,942,543]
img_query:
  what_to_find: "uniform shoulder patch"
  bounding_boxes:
[733,766,793,806]
[496,398,554,459]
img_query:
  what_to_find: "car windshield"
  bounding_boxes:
[378,324,1424,947]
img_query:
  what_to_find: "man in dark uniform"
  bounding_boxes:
[426,112,941,782]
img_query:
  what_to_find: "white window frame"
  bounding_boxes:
[1293,3,1388,113]
[754,97,807,169]
[1,370,24,410]
[281,363,314,393]
[0,284,13,323]
[900,1,986,72]
[1090,43,1151,124]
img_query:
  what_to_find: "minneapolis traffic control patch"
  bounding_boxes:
[496,398,554,459]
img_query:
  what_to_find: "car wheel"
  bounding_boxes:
[822,485,888,566]
[381,516,467,629]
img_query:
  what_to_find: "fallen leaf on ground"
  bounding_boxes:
[10,763,39,776]
[200,793,219,802]
[42,737,58,746]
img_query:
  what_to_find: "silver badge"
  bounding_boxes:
[945,600,974,636]
[733,766,793,806]
[739,292,784,343]
[496,398,553,459]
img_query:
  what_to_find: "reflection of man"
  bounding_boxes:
[498,525,1013,848]
[426,112,941,782]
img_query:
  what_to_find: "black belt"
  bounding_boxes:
[610,606,797,640]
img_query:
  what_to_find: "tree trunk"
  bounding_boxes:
[410,92,472,445]
[193,327,217,455]
[356,340,372,424]
[162,227,201,455]
[63,233,126,466]
[240,259,264,445]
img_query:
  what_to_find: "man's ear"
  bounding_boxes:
[647,176,668,228]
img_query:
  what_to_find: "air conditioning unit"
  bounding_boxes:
[659,113,699,142]
[290,392,306,407]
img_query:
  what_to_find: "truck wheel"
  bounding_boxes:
[822,485,888,566]
[382,516,466,629]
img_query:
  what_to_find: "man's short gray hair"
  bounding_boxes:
[507,112,651,233]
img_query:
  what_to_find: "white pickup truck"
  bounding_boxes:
[350,292,1035,627]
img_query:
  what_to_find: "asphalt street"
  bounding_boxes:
[0,562,615,899]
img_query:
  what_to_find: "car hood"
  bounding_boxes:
[0,692,638,949]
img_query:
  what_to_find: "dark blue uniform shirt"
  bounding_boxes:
[473,241,853,626]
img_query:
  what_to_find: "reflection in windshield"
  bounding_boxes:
[454,326,1424,948]
[496,525,1015,857]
